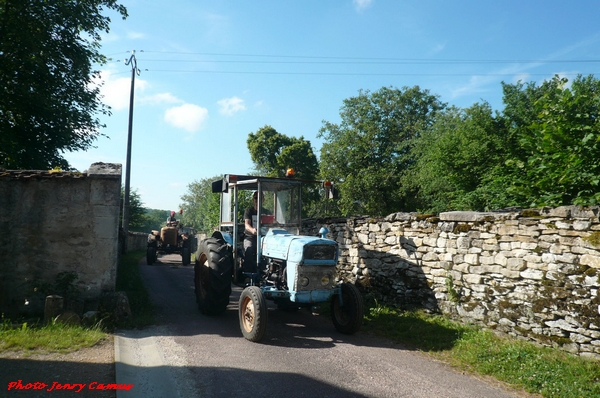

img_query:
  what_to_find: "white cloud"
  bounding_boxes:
[164,104,209,133]
[428,43,446,56]
[218,96,246,116]
[512,73,531,84]
[127,31,145,40]
[141,93,183,105]
[94,70,149,111]
[353,0,373,11]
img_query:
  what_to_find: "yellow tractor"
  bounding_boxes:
[147,212,191,265]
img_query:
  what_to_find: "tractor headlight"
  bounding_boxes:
[300,276,310,287]
[321,275,330,286]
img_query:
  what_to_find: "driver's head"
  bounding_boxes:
[252,191,264,203]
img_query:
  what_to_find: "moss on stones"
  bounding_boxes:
[453,223,471,234]
[583,231,600,247]
[520,209,542,218]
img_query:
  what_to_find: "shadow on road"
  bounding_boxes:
[138,254,411,352]
[0,359,115,398]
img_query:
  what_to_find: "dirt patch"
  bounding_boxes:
[0,336,116,397]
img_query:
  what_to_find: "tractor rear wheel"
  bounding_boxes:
[331,283,364,334]
[194,237,232,315]
[239,286,267,342]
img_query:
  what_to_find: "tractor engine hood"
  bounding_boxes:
[261,229,338,265]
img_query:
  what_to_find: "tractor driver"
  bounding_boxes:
[166,211,178,227]
[243,191,270,273]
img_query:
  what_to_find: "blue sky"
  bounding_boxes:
[64,0,600,211]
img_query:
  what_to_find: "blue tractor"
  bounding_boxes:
[194,174,364,342]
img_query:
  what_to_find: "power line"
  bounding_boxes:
[141,59,600,65]
[141,50,600,64]
[143,69,597,77]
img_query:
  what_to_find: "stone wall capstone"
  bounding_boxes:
[302,206,600,359]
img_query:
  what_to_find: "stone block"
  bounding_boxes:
[494,252,508,266]
[507,258,526,271]
[464,253,479,265]
[457,237,471,249]
[501,269,521,279]
[520,269,544,280]
[463,274,482,284]
[384,236,396,245]
[574,220,592,231]
[480,255,496,265]
[581,254,600,269]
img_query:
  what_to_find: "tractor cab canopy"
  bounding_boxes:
[212,174,307,236]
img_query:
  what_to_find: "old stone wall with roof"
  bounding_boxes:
[0,163,121,318]
[303,206,600,359]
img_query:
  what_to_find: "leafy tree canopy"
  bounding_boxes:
[179,176,222,234]
[119,187,145,231]
[319,86,445,216]
[502,74,600,207]
[0,0,127,170]
[247,125,319,180]
[135,208,170,233]
[408,103,509,212]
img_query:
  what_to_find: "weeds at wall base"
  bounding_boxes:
[363,301,600,398]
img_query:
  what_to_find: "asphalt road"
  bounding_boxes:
[115,253,524,398]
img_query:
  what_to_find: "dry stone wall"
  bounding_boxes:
[302,206,600,358]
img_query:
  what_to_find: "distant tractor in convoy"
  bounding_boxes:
[147,211,191,266]
[194,174,364,342]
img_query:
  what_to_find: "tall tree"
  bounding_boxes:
[502,75,600,207]
[247,125,319,180]
[179,176,222,234]
[319,86,445,216]
[119,187,145,230]
[408,103,509,212]
[0,0,127,170]
[247,126,322,216]
[134,208,169,233]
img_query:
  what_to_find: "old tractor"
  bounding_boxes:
[194,174,363,342]
[147,216,191,266]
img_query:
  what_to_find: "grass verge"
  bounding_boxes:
[363,301,600,398]
[0,321,106,353]
[115,250,155,329]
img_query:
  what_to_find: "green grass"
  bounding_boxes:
[115,250,156,329]
[363,301,600,398]
[0,320,106,353]
[0,250,153,353]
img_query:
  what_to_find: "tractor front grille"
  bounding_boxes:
[303,244,337,261]
[294,265,335,291]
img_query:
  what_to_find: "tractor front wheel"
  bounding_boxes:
[146,247,157,265]
[331,283,364,334]
[239,286,267,342]
[182,247,191,266]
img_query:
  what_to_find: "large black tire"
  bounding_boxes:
[146,247,157,265]
[331,283,364,334]
[182,247,191,266]
[194,237,232,315]
[239,286,267,342]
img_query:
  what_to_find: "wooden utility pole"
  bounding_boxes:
[121,50,140,252]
